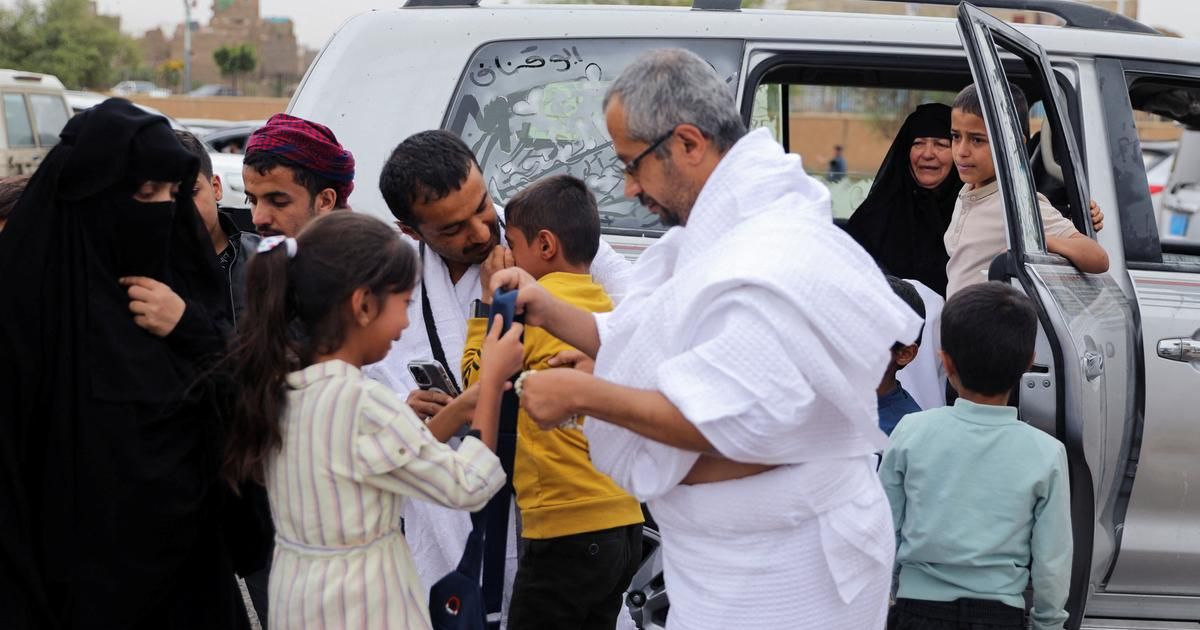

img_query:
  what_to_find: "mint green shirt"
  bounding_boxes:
[880,399,1072,630]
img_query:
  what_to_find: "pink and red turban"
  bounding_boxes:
[245,113,355,203]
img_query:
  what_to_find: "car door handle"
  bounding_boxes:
[1157,338,1200,362]
[1083,350,1104,381]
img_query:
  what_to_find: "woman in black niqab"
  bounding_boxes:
[0,99,250,629]
[844,103,962,296]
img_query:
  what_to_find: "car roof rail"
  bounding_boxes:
[691,0,1158,35]
[403,0,479,7]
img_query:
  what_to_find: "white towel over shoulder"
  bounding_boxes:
[587,128,923,497]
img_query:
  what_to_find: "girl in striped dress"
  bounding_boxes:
[224,212,524,629]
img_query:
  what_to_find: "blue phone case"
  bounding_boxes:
[487,288,518,334]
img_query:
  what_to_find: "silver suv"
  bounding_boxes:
[291,1,1200,626]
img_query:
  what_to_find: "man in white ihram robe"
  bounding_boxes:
[500,49,923,629]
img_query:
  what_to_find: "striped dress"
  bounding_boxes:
[266,360,505,629]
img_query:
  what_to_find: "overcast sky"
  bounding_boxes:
[2,0,1197,49]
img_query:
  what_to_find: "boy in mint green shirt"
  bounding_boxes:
[880,282,1072,630]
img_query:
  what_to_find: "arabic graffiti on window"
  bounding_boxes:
[469,45,586,88]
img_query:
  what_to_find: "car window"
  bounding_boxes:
[750,82,957,220]
[3,94,36,148]
[444,38,743,235]
[29,94,69,147]
[1128,77,1200,260]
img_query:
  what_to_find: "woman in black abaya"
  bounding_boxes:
[844,103,962,296]
[0,99,253,629]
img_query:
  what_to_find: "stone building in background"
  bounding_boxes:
[138,0,310,97]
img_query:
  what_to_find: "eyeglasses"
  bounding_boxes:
[622,127,677,176]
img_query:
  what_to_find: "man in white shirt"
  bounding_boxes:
[493,49,923,629]
[365,130,632,623]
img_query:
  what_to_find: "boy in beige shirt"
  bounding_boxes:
[945,84,1108,297]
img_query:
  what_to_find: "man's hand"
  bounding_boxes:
[479,246,515,304]
[519,368,589,430]
[682,455,776,486]
[548,349,594,375]
[407,388,453,421]
[1089,200,1104,233]
[120,276,185,337]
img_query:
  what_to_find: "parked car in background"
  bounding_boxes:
[201,123,263,155]
[1,69,71,176]
[1158,129,1200,246]
[111,80,171,98]
[209,149,249,211]
[201,123,259,211]
[188,84,240,98]
[1142,139,1177,213]
[178,118,242,136]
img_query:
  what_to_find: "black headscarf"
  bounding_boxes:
[0,99,245,628]
[844,103,962,296]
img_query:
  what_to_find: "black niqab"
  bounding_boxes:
[844,103,962,296]
[0,99,245,629]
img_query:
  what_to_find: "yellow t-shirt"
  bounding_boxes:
[461,271,644,539]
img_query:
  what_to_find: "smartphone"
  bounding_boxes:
[487,287,519,335]
[407,360,461,396]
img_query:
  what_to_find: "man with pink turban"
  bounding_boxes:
[243,113,356,238]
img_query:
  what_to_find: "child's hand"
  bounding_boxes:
[1089,200,1104,232]
[480,246,514,304]
[481,316,524,384]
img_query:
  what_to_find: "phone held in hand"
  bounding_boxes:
[488,287,519,335]
[407,361,461,396]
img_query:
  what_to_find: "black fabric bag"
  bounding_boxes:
[429,508,488,630]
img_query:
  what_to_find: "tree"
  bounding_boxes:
[214,44,257,95]
[158,59,184,93]
[0,0,140,90]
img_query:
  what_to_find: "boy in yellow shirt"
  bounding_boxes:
[461,175,644,630]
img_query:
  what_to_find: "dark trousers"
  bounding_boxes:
[507,523,642,630]
[889,598,1026,630]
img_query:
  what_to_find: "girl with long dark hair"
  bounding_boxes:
[224,211,521,628]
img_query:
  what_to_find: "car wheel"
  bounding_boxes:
[626,526,668,630]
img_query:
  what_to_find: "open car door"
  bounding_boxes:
[956,4,1139,627]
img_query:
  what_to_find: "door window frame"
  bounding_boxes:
[1099,57,1200,271]
[956,4,1101,621]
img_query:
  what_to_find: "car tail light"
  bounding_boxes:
[1150,184,1165,195]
